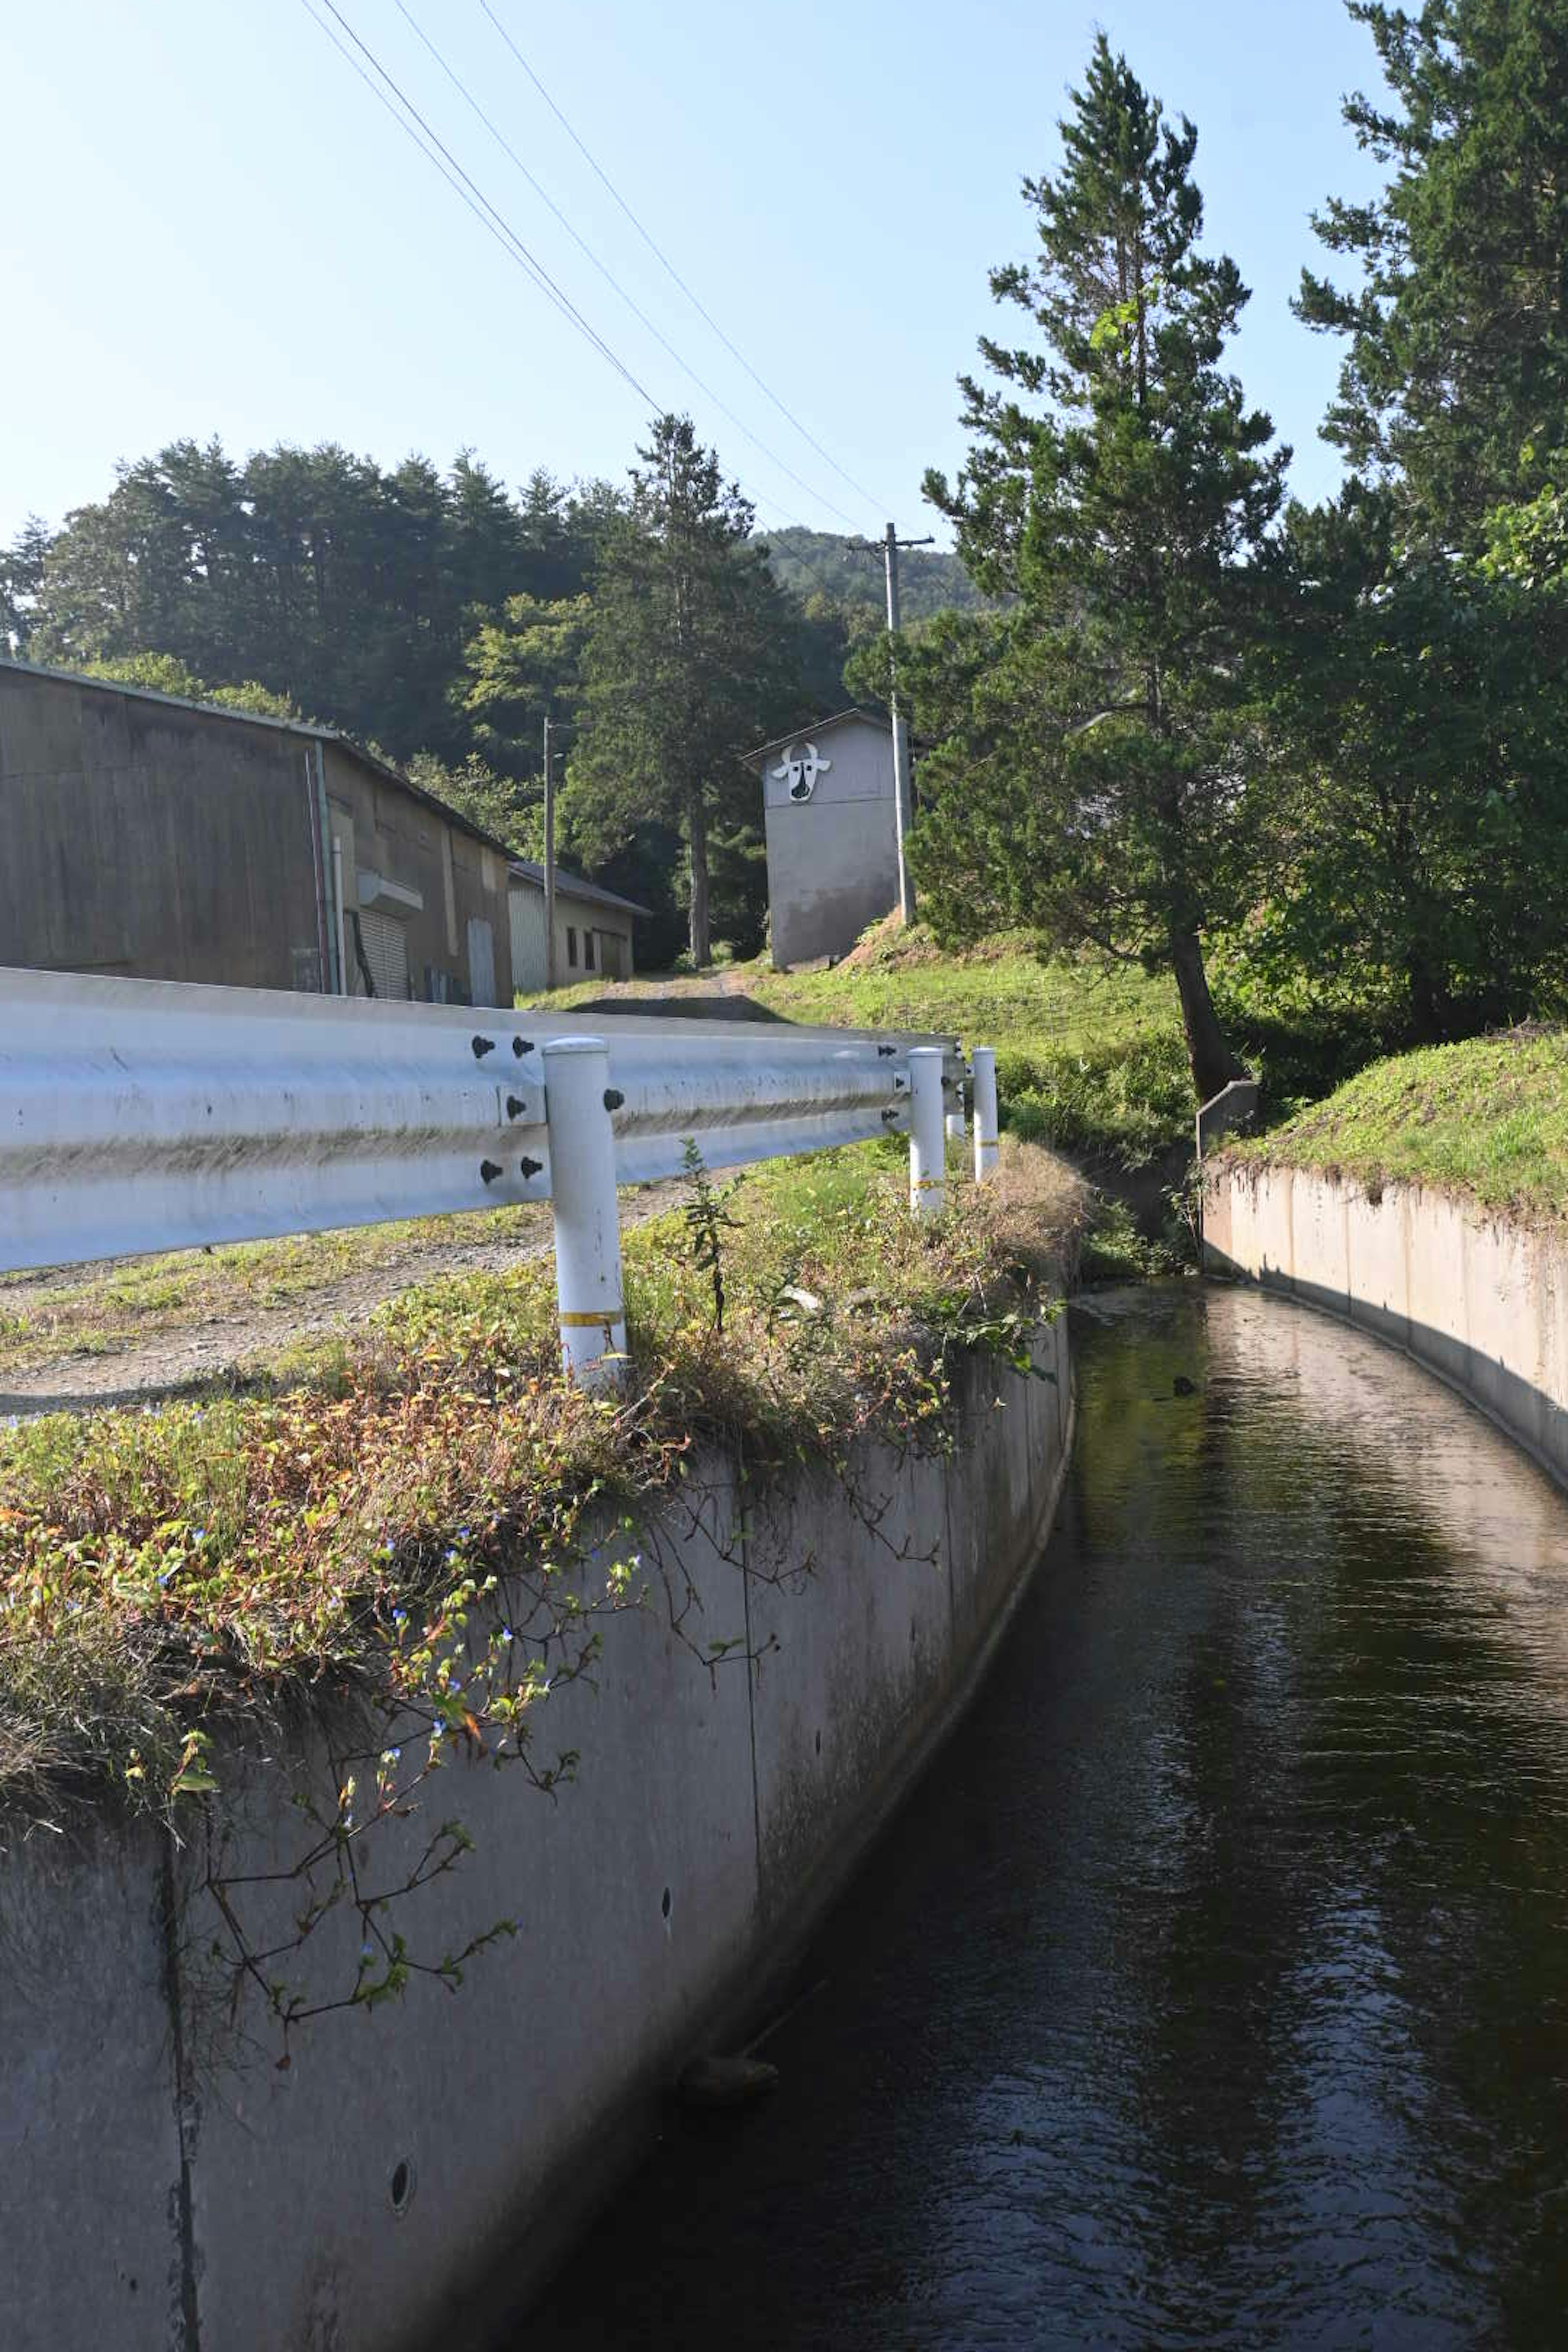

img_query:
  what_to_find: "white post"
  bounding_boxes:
[945,1067,966,1145]
[972,1046,1000,1183]
[908,1046,946,1221]
[543,1036,626,1387]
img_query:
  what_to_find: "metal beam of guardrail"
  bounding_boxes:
[0,971,984,1332]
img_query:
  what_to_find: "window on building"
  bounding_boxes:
[567,926,578,967]
[584,931,595,971]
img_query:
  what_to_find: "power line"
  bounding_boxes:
[478,0,892,520]
[394,0,862,533]
[298,0,858,606]
[302,0,658,409]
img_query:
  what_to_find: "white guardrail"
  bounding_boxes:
[0,967,1001,1385]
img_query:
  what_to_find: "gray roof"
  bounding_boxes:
[508,859,650,920]
[747,705,892,764]
[0,656,517,862]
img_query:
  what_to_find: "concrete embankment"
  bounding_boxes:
[2,1318,1073,2352]
[1203,1158,1568,1485]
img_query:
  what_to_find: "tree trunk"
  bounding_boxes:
[1406,958,1450,1045]
[1170,930,1248,1105]
[687,790,710,969]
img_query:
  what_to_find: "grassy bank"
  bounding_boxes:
[1230,1027,1568,1219]
[549,922,1195,1167]
[0,1138,1082,1828]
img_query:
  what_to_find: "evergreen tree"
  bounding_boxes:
[919,36,1288,1099]
[572,415,800,967]
[1298,0,1568,541]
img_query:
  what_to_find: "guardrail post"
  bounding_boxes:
[909,1047,946,1221]
[945,1066,967,1145]
[972,1046,999,1183]
[542,1036,626,1388]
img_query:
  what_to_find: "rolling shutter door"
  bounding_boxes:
[356,909,409,1000]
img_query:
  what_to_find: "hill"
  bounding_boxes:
[763,528,994,621]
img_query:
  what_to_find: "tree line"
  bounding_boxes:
[881,0,1568,1101]
[0,430,868,968]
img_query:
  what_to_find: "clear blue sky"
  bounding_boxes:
[0,0,1387,549]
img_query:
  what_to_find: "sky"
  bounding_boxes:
[0,0,1390,551]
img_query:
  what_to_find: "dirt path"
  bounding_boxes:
[0,1182,686,1420]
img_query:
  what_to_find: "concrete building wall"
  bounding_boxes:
[0,664,323,989]
[509,880,636,994]
[762,715,900,968]
[1,1320,1073,2352]
[1204,1158,1568,1490]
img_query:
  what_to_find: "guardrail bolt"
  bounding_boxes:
[602,1087,625,1113]
[972,1046,1000,1183]
[543,1037,626,1390]
[512,1037,534,1058]
[479,1159,503,1185]
[877,1045,895,1058]
[519,1156,543,1180]
[908,1048,946,1222]
[472,1036,496,1060]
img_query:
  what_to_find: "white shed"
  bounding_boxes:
[753,708,901,969]
[508,860,649,993]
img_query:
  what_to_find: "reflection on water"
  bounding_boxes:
[521,1287,1568,2350]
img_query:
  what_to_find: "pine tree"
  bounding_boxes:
[1298,0,1568,542]
[920,36,1287,1100]
[572,415,799,968]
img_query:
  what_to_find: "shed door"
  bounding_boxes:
[466,915,497,1007]
[355,909,408,1000]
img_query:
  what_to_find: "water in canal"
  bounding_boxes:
[524,1284,1568,2348]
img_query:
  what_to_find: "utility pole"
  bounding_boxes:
[543,709,558,992]
[884,521,934,926]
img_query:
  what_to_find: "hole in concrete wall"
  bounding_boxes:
[662,1885,672,1920]
[815,1728,822,1756]
[910,1616,918,1646]
[389,2157,415,2216]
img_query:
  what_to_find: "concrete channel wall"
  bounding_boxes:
[2,1320,1073,2352]
[1204,1158,1568,1485]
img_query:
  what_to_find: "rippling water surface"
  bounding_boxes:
[523,1286,1568,2349]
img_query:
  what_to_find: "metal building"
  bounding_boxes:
[0,660,514,1004]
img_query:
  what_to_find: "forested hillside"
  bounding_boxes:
[764,527,992,620]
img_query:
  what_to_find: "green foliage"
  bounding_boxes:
[1001,1029,1193,1166]
[1260,482,1568,1038]
[570,415,804,967]
[764,527,995,620]
[79,650,301,722]
[1296,0,1568,542]
[19,437,614,766]
[916,35,1288,1101]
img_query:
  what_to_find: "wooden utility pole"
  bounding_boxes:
[884,522,934,925]
[543,710,558,991]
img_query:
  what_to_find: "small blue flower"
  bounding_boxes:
[191,1526,205,1543]
[391,1608,407,1626]
[500,1627,514,1644]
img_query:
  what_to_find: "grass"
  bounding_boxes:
[0,1137,1082,1824]
[1231,1026,1568,1218]
[0,1203,552,1376]
[544,919,1193,1167]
